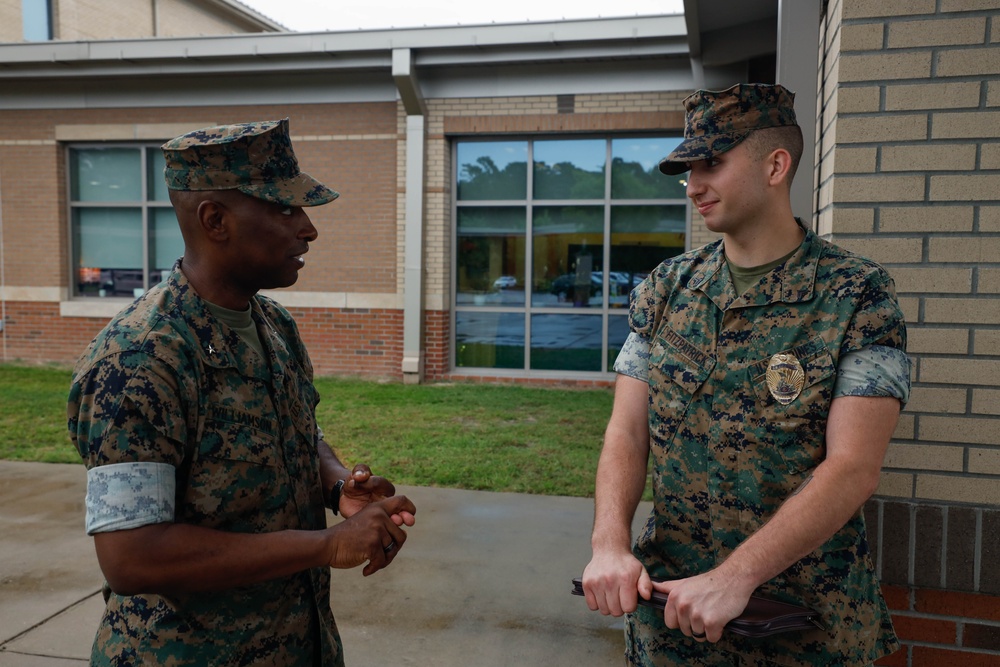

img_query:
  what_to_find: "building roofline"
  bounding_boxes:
[0,15,686,78]
[205,0,289,32]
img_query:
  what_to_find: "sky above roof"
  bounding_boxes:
[237,0,683,32]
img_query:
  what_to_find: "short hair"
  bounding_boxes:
[743,125,804,184]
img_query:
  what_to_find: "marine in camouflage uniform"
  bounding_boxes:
[582,85,909,667]
[68,119,415,666]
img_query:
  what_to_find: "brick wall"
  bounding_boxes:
[289,307,403,379]
[55,0,154,40]
[0,0,275,41]
[0,302,106,363]
[0,0,22,41]
[821,0,1000,663]
[155,0,269,37]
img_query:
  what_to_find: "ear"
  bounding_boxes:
[765,148,794,188]
[196,199,230,242]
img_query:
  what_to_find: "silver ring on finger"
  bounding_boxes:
[383,540,397,554]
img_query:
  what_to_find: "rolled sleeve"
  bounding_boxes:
[85,461,176,535]
[834,345,911,406]
[613,332,651,382]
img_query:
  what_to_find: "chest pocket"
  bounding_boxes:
[746,336,836,474]
[200,411,279,464]
[187,407,286,529]
[647,328,716,449]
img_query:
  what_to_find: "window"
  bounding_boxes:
[453,136,687,375]
[69,146,183,299]
[22,0,52,41]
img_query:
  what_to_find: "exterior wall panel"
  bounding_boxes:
[820,0,1000,663]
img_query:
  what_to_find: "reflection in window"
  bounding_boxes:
[534,139,605,200]
[609,205,687,308]
[70,146,181,299]
[530,314,602,372]
[611,137,686,199]
[531,206,603,309]
[148,150,172,202]
[456,142,527,200]
[73,208,143,298]
[151,208,184,284]
[454,136,687,375]
[71,149,142,202]
[607,315,631,370]
[456,312,525,369]
[456,207,526,306]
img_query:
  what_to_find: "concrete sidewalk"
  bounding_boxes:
[0,461,650,666]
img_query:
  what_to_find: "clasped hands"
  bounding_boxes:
[582,554,751,643]
[326,464,417,576]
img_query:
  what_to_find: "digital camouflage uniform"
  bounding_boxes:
[622,226,904,667]
[68,265,343,666]
[68,118,344,666]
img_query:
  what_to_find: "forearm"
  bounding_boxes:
[591,375,650,554]
[95,523,328,596]
[592,427,648,552]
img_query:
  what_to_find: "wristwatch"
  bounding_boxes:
[329,479,345,515]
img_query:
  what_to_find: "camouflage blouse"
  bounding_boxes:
[624,227,906,667]
[68,266,343,667]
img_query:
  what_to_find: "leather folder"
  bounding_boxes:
[571,577,823,638]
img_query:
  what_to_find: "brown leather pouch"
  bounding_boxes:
[571,577,824,638]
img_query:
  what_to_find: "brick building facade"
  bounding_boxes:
[0,0,281,42]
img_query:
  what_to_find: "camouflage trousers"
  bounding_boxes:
[624,613,872,667]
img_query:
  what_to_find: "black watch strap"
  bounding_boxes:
[329,479,345,515]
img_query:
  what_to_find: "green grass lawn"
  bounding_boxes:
[0,364,616,498]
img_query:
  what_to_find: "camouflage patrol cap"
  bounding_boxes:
[161,118,339,206]
[658,83,798,175]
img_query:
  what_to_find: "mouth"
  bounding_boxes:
[695,200,718,216]
[292,248,308,267]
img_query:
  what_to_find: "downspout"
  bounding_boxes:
[392,48,427,384]
[0,154,7,361]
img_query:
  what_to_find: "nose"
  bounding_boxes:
[298,210,319,241]
[685,169,704,200]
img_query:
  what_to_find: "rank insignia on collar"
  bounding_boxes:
[208,344,216,355]
[766,352,805,405]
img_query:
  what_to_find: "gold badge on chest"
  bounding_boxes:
[766,353,805,405]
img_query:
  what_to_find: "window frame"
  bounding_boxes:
[64,142,177,302]
[450,133,689,379]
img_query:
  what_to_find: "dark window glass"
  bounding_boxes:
[531,205,604,309]
[607,315,631,371]
[70,145,180,298]
[73,208,143,298]
[456,312,525,369]
[530,314,602,372]
[609,205,687,308]
[456,207,526,306]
